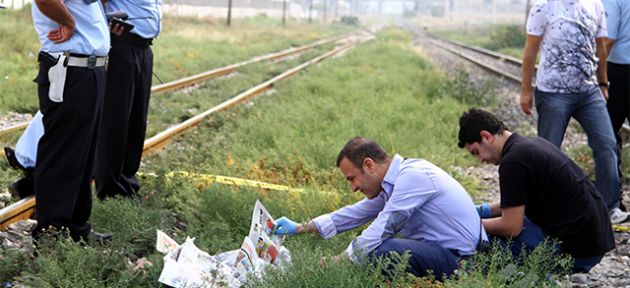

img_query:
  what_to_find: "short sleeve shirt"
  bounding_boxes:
[499,133,614,257]
[527,0,607,93]
[602,0,630,64]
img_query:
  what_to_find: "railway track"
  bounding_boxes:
[0,34,350,137]
[429,37,630,132]
[0,32,373,230]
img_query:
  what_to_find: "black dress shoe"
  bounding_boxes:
[8,176,35,199]
[85,230,113,246]
[4,147,25,171]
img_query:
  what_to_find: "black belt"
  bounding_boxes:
[112,33,153,48]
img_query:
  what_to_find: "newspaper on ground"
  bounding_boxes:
[157,199,292,287]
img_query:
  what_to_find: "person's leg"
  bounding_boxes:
[372,238,459,281]
[573,87,622,211]
[94,38,137,199]
[490,217,549,258]
[15,110,44,168]
[121,45,153,194]
[34,65,103,239]
[608,62,629,212]
[534,89,575,147]
[572,255,604,273]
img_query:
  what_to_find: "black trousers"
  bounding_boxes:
[94,35,153,199]
[606,62,630,211]
[34,62,105,240]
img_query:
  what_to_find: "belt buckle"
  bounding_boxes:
[87,55,97,69]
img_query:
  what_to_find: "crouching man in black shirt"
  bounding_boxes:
[457,108,614,273]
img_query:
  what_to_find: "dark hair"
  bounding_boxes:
[458,108,508,148]
[336,136,389,168]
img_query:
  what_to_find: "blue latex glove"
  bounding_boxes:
[475,203,493,219]
[274,216,297,235]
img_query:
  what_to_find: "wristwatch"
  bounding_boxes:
[599,82,610,88]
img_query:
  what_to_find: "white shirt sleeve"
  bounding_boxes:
[312,193,386,239]
[526,2,548,36]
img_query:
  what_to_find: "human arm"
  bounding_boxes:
[482,205,525,237]
[476,201,502,218]
[274,196,385,237]
[596,37,609,100]
[34,0,75,43]
[520,35,541,115]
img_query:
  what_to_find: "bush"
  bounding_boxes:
[485,24,526,51]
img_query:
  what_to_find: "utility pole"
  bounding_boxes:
[282,0,287,26]
[524,0,531,29]
[227,0,233,26]
[309,0,313,23]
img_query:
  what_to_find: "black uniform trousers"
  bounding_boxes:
[34,60,105,241]
[94,34,153,199]
[606,62,630,211]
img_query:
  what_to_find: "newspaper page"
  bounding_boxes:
[158,237,239,288]
[247,200,284,264]
[157,200,291,287]
[156,229,179,254]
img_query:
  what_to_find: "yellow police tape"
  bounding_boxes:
[138,171,307,193]
[613,225,630,233]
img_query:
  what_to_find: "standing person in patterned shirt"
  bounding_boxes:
[520,0,628,224]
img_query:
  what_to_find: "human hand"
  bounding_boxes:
[47,23,75,44]
[109,22,125,36]
[601,87,609,101]
[520,90,533,115]
[274,216,297,235]
[475,203,492,219]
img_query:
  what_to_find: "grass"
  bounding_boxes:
[0,7,352,115]
[0,23,574,287]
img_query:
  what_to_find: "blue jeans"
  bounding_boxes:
[535,87,621,210]
[493,217,603,273]
[371,238,460,281]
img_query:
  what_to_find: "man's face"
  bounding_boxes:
[465,139,500,165]
[338,157,382,199]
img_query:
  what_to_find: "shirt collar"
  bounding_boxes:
[381,154,404,196]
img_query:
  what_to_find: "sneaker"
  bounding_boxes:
[610,207,630,224]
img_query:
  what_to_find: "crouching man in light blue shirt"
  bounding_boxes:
[274,136,487,281]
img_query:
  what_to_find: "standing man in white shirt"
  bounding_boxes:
[273,137,486,281]
[520,0,628,223]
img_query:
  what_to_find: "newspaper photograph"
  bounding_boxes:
[247,199,284,264]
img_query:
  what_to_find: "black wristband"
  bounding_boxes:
[599,82,610,88]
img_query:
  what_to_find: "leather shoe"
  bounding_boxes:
[85,230,113,246]
[8,176,35,199]
[4,147,25,171]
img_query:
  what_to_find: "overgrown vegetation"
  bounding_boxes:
[0,19,575,287]
[431,24,527,58]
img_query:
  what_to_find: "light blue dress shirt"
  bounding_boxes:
[603,0,630,64]
[105,0,162,39]
[312,154,487,262]
[32,0,110,56]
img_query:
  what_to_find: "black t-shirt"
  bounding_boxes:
[499,133,614,257]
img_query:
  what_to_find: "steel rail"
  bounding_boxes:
[441,39,523,67]
[0,34,371,230]
[432,38,630,133]
[0,34,350,136]
[430,39,523,85]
